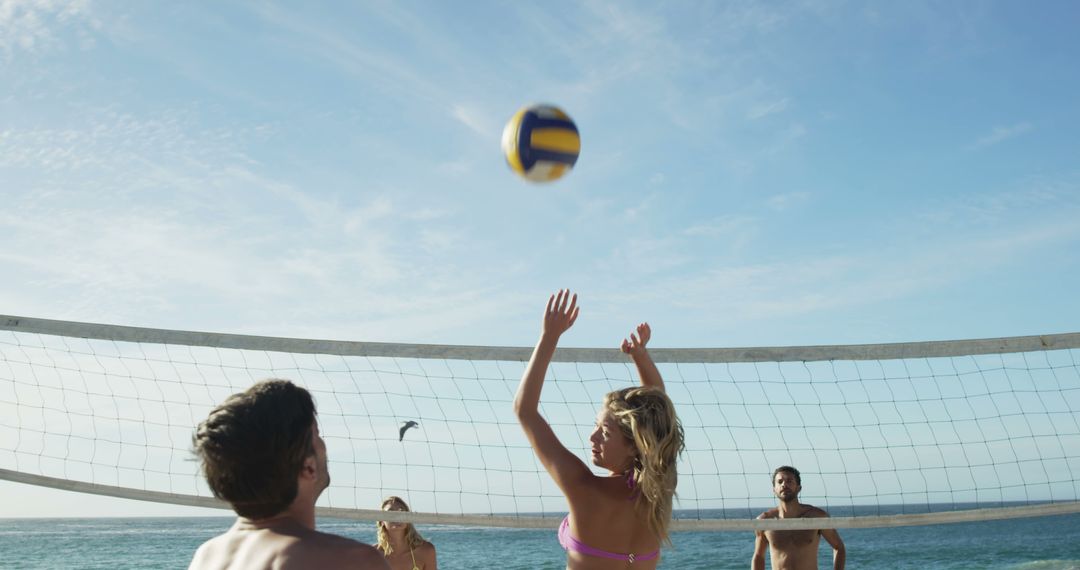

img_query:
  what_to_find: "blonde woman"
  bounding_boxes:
[514,290,685,568]
[375,496,437,570]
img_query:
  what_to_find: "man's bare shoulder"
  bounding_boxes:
[189,529,387,570]
[800,504,830,518]
[302,530,388,566]
[187,533,236,570]
[187,538,213,570]
[757,508,780,520]
[755,508,779,537]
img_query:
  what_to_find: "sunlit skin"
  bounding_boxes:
[189,419,387,570]
[589,410,636,474]
[313,422,330,492]
[751,471,845,570]
[774,472,798,502]
[515,290,668,569]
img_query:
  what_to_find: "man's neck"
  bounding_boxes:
[777,500,803,518]
[236,497,317,532]
[235,513,309,532]
[286,487,318,529]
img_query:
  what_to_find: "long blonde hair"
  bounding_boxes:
[375,496,427,555]
[604,386,685,545]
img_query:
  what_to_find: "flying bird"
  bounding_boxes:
[399,420,419,441]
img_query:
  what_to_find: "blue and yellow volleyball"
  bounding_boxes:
[501,104,581,183]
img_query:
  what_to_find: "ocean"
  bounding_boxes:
[1,511,1078,569]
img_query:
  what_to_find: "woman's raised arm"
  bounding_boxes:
[513,290,592,496]
[621,322,665,392]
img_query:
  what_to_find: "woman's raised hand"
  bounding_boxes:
[622,322,665,390]
[620,322,651,356]
[542,289,580,338]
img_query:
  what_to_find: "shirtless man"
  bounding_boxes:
[188,379,388,570]
[752,466,845,570]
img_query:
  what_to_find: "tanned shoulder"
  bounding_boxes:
[350,543,389,568]
[186,541,210,570]
[187,535,228,570]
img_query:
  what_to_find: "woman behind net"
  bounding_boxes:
[514,290,685,569]
[375,496,437,570]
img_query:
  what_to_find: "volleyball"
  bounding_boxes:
[501,104,580,182]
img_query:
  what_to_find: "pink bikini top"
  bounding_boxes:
[558,516,660,564]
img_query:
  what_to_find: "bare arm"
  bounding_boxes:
[620,322,665,392]
[821,528,845,570]
[421,542,437,570]
[513,290,592,497]
[751,529,768,570]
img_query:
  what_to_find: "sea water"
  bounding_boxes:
[1,511,1078,569]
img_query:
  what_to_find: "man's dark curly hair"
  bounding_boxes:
[773,465,801,486]
[193,379,316,519]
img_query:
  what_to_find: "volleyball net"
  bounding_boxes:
[1,314,1079,530]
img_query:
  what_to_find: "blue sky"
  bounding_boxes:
[1,1,1079,517]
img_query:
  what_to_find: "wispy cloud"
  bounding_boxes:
[0,101,526,343]
[916,179,1075,228]
[451,104,497,139]
[682,215,758,239]
[568,169,1080,345]
[0,108,251,178]
[767,123,807,155]
[248,4,448,111]
[969,122,1033,150]
[746,98,790,120]
[0,0,98,61]
[3,1,1077,355]
[766,192,810,211]
[594,211,1080,345]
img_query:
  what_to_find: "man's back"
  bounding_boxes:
[189,519,388,570]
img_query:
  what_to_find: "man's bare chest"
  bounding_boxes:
[766,528,820,549]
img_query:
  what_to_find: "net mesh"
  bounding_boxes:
[2,315,1079,529]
